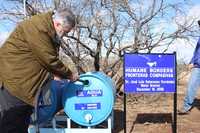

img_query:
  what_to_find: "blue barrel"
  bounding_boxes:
[36,80,69,124]
[62,71,115,126]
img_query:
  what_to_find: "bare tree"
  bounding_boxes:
[1,0,200,96]
[64,0,200,94]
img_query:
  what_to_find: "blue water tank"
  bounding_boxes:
[36,80,69,124]
[62,71,116,126]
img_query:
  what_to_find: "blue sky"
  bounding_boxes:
[0,0,19,31]
[1,0,200,32]
[0,0,53,33]
[0,0,200,63]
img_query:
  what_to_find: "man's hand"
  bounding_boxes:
[53,74,62,81]
[53,73,79,81]
[188,64,194,70]
[68,73,79,82]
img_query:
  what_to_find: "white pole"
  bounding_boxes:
[23,0,27,17]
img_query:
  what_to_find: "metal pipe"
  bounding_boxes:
[77,79,89,85]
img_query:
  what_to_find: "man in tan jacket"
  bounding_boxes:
[0,8,76,133]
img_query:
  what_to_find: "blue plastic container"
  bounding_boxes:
[36,80,69,124]
[62,71,115,126]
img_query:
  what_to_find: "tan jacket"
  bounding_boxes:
[0,12,72,106]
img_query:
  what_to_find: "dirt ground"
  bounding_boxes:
[113,75,200,133]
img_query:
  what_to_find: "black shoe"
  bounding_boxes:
[178,107,193,115]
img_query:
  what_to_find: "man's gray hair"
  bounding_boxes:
[53,8,76,27]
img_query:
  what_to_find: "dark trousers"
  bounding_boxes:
[0,86,33,133]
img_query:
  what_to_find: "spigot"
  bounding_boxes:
[84,113,93,123]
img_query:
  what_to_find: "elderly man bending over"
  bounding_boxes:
[0,8,77,133]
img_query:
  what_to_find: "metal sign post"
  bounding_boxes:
[123,53,177,133]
